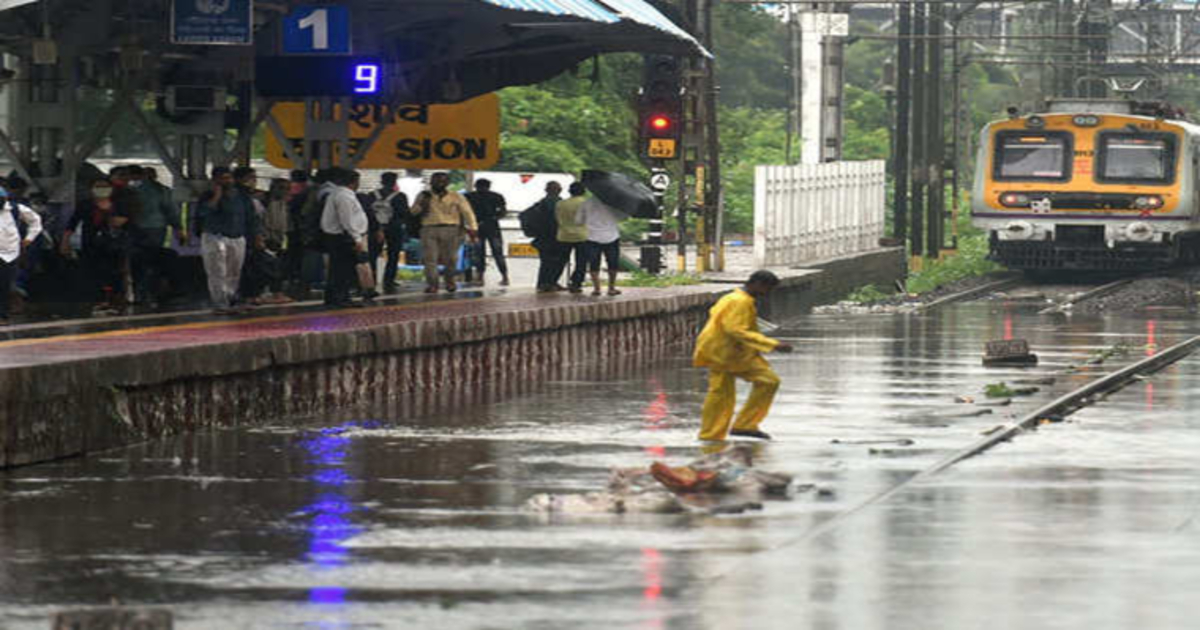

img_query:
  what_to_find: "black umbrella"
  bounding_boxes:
[581,170,658,219]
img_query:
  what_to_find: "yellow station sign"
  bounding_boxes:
[508,242,539,258]
[647,138,677,159]
[265,94,500,170]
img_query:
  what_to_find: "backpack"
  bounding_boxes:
[371,190,400,225]
[301,186,333,249]
[9,203,27,240]
[519,199,552,239]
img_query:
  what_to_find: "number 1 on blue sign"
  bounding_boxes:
[299,9,329,50]
[354,64,379,94]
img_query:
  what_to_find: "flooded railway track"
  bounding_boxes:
[918,267,1198,315]
[743,330,1200,564]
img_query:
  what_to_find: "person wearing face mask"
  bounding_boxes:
[0,183,42,325]
[61,178,135,313]
[194,166,262,314]
[410,172,477,294]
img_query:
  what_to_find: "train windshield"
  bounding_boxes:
[1098,133,1176,184]
[994,132,1070,181]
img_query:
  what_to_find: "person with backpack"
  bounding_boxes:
[521,180,563,293]
[0,183,43,324]
[364,172,409,293]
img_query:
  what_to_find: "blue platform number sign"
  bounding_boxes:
[171,0,253,46]
[284,6,352,54]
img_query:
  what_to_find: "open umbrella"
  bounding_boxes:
[581,170,658,219]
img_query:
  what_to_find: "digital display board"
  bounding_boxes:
[255,56,383,97]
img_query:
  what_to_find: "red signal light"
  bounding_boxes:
[650,115,671,131]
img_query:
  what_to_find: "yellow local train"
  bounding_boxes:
[972,100,1200,271]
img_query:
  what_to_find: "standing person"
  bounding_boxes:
[693,271,794,441]
[284,170,312,295]
[320,168,370,307]
[354,177,384,294]
[131,166,185,305]
[61,179,137,313]
[576,193,626,296]
[555,183,590,293]
[464,178,510,286]
[365,172,410,293]
[0,184,42,324]
[410,172,477,294]
[195,166,261,314]
[523,180,563,293]
[242,178,292,305]
[133,166,185,249]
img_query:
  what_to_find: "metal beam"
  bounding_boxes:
[264,110,304,167]
[122,93,186,186]
[0,125,40,194]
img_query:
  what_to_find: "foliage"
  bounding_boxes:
[983,382,1039,398]
[906,231,1003,294]
[845,284,891,304]
[720,108,788,235]
[617,271,705,288]
[984,382,1015,398]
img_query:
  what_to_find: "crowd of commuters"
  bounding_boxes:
[522,180,628,296]
[0,166,633,324]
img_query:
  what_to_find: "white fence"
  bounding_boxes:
[753,160,887,267]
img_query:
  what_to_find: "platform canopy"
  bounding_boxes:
[386,0,709,101]
[0,0,706,103]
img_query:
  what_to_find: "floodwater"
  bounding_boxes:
[2,301,1199,629]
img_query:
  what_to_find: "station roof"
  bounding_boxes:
[0,0,707,102]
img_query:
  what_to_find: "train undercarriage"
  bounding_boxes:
[988,226,1200,272]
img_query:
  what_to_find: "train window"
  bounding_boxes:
[1096,132,1177,185]
[993,131,1072,182]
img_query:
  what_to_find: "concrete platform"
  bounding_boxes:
[0,247,906,468]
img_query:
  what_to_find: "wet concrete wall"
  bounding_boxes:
[1,294,715,468]
[724,247,906,321]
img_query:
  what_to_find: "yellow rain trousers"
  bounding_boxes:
[693,289,782,441]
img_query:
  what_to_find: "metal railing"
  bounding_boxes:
[753,160,887,267]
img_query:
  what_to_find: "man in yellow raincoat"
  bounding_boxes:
[693,270,793,441]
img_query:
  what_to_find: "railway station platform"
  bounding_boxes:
[0,246,903,469]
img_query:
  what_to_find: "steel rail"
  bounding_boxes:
[775,334,1200,551]
[915,275,1023,312]
[703,333,1200,584]
[1038,276,1135,315]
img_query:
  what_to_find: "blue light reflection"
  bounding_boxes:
[298,422,373,623]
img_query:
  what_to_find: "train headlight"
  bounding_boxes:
[1124,222,1155,242]
[1134,195,1164,210]
[1072,115,1101,127]
[1000,193,1030,207]
[1026,115,1046,128]
[998,221,1036,241]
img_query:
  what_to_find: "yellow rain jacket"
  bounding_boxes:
[693,289,779,372]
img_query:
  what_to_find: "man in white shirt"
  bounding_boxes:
[0,184,43,323]
[576,196,625,296]
[319,168,370,308]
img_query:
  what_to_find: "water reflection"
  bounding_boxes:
[299,423,368,627]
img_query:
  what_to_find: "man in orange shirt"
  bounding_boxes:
[693,270,793,441]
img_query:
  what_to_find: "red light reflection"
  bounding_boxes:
[641,547,663,601]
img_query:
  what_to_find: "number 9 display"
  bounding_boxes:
[354,64,380,94]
